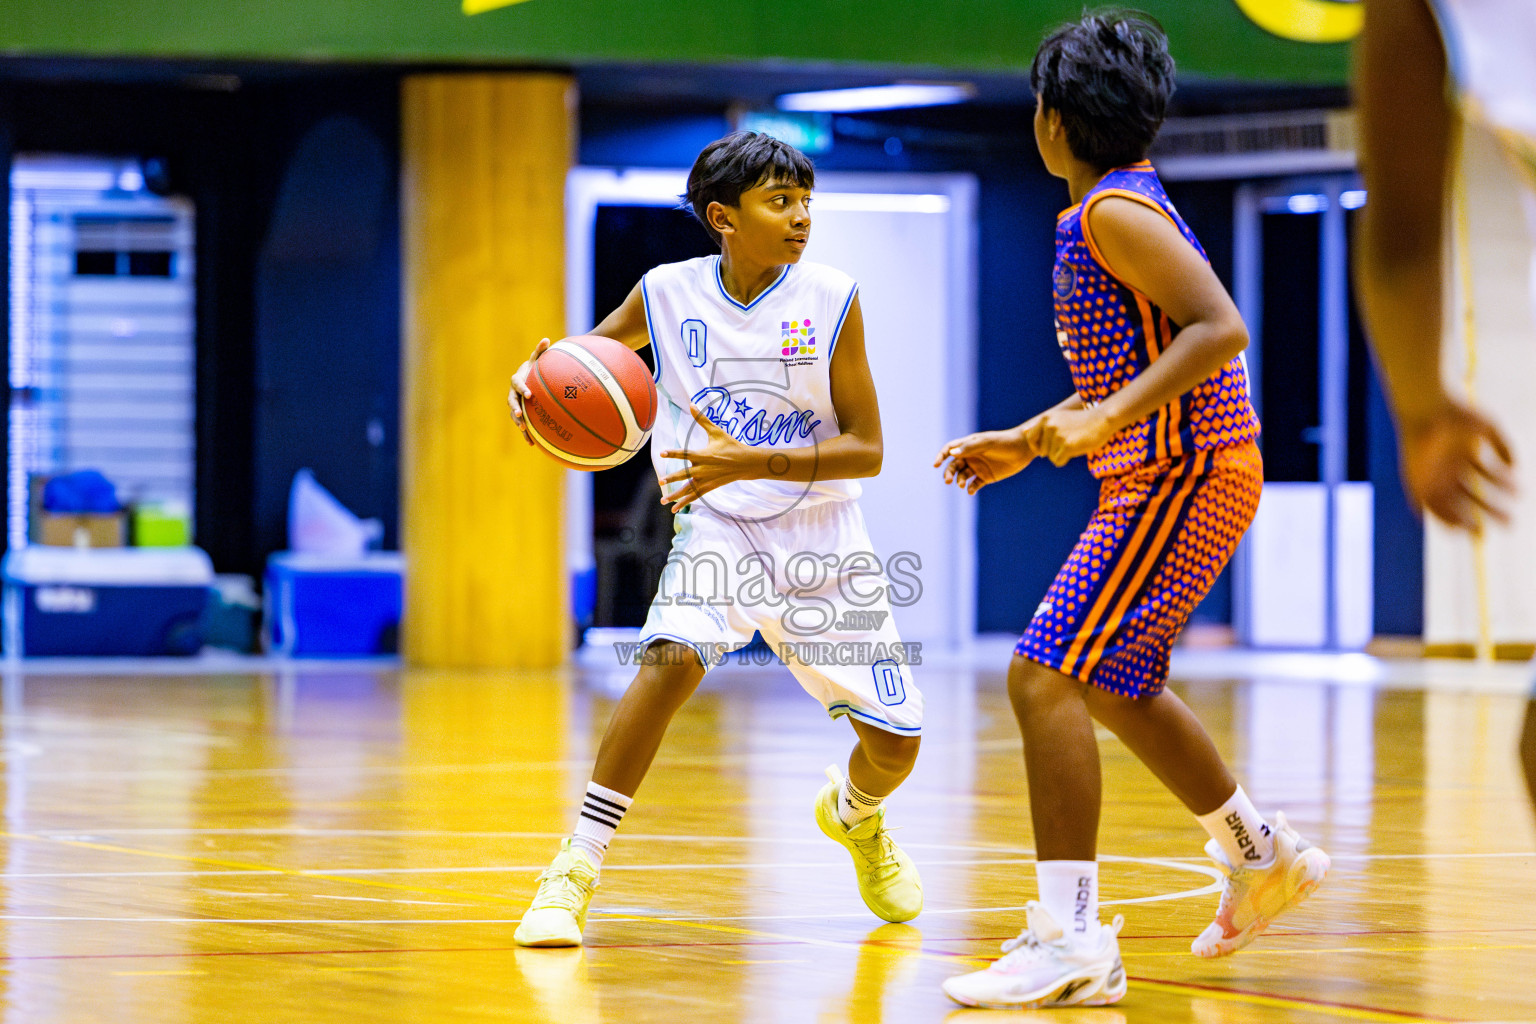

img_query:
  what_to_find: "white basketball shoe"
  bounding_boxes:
[942,902,1127,1009]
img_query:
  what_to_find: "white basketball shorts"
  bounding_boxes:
[639,498,922,736]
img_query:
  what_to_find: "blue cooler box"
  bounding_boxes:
[264,551,403,657]
[2,547,213,656]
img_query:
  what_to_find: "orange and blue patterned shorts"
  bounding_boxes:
[1016,441,1263,698]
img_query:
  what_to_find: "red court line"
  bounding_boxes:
[0,946,524,963]
[1128,975,1467,1024]
[0,933,1497,1022]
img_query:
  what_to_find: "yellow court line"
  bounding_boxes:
[1127,978,1436,1023]
[111,969,208,977]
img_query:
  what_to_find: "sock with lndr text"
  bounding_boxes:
[838,774,885,828]
[1036,860,1100,948]
[1196,785,1275,869]
[570,781,633,870]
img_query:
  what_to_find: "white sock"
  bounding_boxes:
[1036,860,1099,947]
[837,774,884,827]
[1196,786,1275,869]
[570,781,632,869]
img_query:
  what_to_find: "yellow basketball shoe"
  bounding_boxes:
[814,765,923,923]
[514,839,600,947]
[1192,811,1330,958]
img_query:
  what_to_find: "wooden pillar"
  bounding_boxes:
[400,73,573,669]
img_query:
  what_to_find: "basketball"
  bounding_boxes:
[522,334,657,470]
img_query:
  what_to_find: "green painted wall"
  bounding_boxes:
[0,0,1350,83]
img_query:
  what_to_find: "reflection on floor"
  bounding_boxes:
[0,649,1530,1023]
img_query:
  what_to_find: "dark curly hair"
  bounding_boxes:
[1030,11,1176,171]
[683,131,816,246]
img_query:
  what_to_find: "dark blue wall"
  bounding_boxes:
[1368,370,1424,634]
[253,110,400,558]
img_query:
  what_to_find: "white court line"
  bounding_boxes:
[1,852,1230,878]
[24,829,1043,854]
[6,762,594,781]
[0,858,1078,879]
[0,858,1035,879]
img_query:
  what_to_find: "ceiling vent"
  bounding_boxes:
[1151,109,1356,180]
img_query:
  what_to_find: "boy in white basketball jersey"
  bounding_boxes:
[507,132,924,946]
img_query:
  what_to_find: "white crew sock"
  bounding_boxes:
[1036,860,1100,948]
[838,774,884,827]
[570,781,633,869]
[1196,785,1275,869]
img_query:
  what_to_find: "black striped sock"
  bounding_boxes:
[839,776,884,827]
[571,782,633,867]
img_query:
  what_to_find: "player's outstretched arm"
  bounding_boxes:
[507,280,652,443]
[935,393,1089,492]
[1355,0,1515,530]
[1026,198,1248,466]
[656,294,885,510]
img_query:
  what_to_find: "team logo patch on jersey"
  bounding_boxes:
[781,318,816,358]
[1053,260,1077,300]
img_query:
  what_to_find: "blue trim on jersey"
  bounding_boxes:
[714,256,792,313]
[639,631,713,669]
[640,274,663,383]
[827,700,922,735]
[828,283,859,361]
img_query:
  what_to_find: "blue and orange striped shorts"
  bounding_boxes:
[1016,441,1263,698]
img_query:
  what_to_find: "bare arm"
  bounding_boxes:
[1083,198,1247,432]
[658,294,883,510]
[1354,0,1514,528]
[1355,0,1450,423]
[932,385,1084,494]
[1025,196,1247,464]
[507,280,652,441]
[589,280,652,352]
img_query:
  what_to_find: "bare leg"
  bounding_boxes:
[1082,684,1238,816]
[847,718,921,798]
[589,642,706,797]
[1008,654,1101,861]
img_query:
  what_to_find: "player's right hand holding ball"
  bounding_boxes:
[507,337,552,445]
[934,427,1038,494]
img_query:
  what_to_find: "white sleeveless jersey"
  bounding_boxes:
[641,256,861,520]
[1430,0,1536,174]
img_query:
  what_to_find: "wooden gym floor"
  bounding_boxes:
[0,647,1531,1023]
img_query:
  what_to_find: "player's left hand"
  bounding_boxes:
[1025,406,1117,467]
[658,404,756,511]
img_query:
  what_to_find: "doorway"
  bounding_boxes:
[565,167,978,650]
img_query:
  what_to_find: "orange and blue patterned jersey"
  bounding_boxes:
[1053,161,1260,478]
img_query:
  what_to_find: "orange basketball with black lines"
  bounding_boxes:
[523,335,657,471]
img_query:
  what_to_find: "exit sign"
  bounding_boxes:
[737,110,833,155]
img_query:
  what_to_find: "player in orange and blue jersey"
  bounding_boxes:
[935,13,1331,1011]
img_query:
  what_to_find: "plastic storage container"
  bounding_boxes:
[264,551,403,657]
[2,546,214,656]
